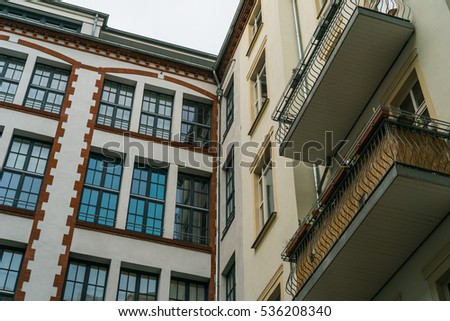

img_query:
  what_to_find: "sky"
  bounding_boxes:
[64,0,241,54]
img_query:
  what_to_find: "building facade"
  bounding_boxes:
[0,0,217,301]
[216,0,450,301]
[1,0,449,302]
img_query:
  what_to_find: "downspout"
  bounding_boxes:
[92,13,99,36]
[292,0,321,199]
[212,58,235,301]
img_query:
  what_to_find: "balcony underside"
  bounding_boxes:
[295,165,450,301]
[280,8,414,161]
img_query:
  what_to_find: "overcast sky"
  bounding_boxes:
[64,0,240,54]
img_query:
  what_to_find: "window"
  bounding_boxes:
[139,90,173,140]
[174,174,209,245]
[181,99,212,147]
[0,4,81,32]
[253,63,268,114]
[257,161,274,229]
[225,263,236,301]
[78,153,123,227]
[0,136,51,211]
[126,164,167,236]
[224,151,235,227]
[252,8,263,37]
[0,54,25,103]
[97,80,134,130]
[225,82,234,132]
[169,278,207,301]
[0,246,24,301]
[399,78,429,118]
[117,269,158,301]
[24,63,70,114]
[62,260,108,301]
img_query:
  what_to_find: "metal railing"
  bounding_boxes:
[272,0,412,144]
[282,107,450,297]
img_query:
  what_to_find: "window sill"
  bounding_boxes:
[251,211,277,250]
[0,204,35,219]
[0,101,60,121]
[246,23,264,57]
[94,124,215,156]
[75,221,211,254]
[248,98,270,136]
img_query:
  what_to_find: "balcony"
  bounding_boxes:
[272,0,414,161]
[282,107,450,300]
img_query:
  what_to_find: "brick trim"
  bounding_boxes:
[0,18,214,84]
[14,66,81,301]
[0,35,10,41]
[0,101,60,121]
[99,67,158,78]
[164,75,216,100]
[0,205,35,220]
[50,73,105,301]
[17,39,80,66]
[75,221,211,254]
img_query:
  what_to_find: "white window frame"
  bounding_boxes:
[253,64,267,114]
[257,161,274,228]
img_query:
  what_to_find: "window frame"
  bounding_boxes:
[139,90,173,140]
[0,54,26,103]
[169,277,208,301]
[224,82,234,133]
[0,136,51,211]
[174,173,210,245]
[23,63,70,114]
[77,153,123,227]
[256,159,275,230]
[180,99,212,147]
[117,268,159,301]
[126,164,167,237]
[225,263,236,301]
[62,259,108,301]
[224,150,235,228]
[97,79,135,130]
[253,63,268,115]
[0,245,24,301]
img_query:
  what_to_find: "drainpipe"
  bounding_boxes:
[212,58,235,300]
[292,0,321,199]
[92,13,99,36]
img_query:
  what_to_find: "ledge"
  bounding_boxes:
[75,221,212,254]
[0,205,35,219]
[251,211,277,250]
[0,101,60,121]
[248,98,270,136]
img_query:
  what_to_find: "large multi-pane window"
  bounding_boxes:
[0,246,24,301]
[257,161,274,229]
[225,263,236,301]
[139,90,173,140]
[24,63,69,114]
[0,136,51,211]
[0,54,25,103]
[181,99,212,147]
[253,63,267,114]
[169,278,207,301]
[225,83,234,132]
[62,260,108,301]
[224,151,235,227]
[78,154,123,227]
[126,164,167,236]
[174,174,210,245]
[117,269,158,301]
[97,80,134,130]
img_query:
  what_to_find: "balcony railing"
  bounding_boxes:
[282,107,450,297]
[272,0,412,144]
